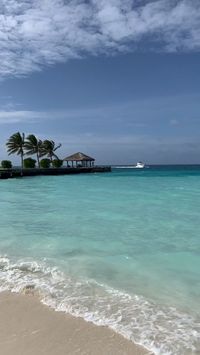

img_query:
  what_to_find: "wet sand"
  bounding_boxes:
[0,292,152,355]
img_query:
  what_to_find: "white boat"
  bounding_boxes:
[133,162,145,169]
[115,162,145,169]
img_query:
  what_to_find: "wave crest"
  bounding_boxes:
[0,255,199,355]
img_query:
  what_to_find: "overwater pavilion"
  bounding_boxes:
[63,152,95,168]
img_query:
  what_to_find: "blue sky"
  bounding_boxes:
[0,0,200,164]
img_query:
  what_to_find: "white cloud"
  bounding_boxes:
[0,92,198,126]
[0,0,199,79]
[0,110,48,123]
[42,132,200,164]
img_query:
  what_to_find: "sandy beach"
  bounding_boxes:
[0,292,150,355]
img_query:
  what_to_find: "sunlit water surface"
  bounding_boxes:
[0,166,200,354]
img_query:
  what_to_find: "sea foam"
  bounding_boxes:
[0,255,199,355]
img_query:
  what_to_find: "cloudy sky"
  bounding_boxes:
[0,0,200,164]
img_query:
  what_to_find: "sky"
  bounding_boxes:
[0,0,200,165]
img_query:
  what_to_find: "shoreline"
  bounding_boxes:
[0,291,152,355]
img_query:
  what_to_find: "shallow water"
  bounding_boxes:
[0,166,200,354]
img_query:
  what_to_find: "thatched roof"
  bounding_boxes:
[63,152,95,161]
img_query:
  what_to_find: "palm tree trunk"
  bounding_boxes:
[53,153,59,160]
[37,152,40,168]
[21,152,24,169]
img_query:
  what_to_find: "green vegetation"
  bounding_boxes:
[24,134,43,168]
[6,132,25,169]
[23,158,36,168]
[39,140,62,162]
[40,158,51,168]
[52,159,63,168]
[5,132,62,169]
[1,160,12,169]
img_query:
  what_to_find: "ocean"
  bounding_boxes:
[0,165,200,354]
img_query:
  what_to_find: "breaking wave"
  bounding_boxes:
[0,255,200,355]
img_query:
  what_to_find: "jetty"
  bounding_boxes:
[0,166,111,179]
[0,151,111,179]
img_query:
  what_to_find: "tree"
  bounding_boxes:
[24,134,43,168]
[6,132,25,169]
[23,158,36,168]
[52,159,63,168]
[40,158,51,168]
[1,160,12,169]
[40,140,61,162]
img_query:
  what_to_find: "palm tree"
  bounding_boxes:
[40,140,62,162]
[6,132,25,168]
[24,134,43,168]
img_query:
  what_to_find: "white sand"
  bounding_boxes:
[0,292,152,355]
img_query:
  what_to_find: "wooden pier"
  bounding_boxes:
[0,166,111,179]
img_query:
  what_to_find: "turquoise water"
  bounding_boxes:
[0,166,200,354]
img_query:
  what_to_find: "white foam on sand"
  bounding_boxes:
[0,255,200,355]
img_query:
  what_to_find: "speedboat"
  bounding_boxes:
[133,162,145,169]
[115,162,145,169]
